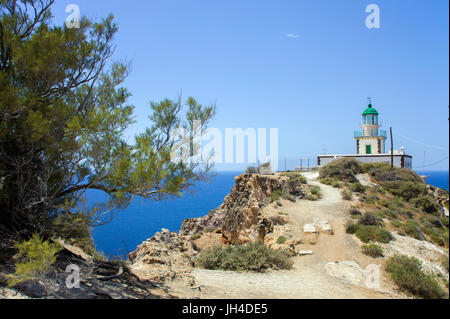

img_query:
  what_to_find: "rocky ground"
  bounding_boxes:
[125,172,449,299]
[1,171,448,299]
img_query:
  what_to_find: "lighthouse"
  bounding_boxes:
[317,98,413,169]
[354,101,387,155]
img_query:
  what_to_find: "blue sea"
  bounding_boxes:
[92,170,448,257]
[91,171,242,258]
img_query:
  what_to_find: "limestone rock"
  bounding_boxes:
[180,174,308,244]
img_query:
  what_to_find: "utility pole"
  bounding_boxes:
[300,159,303,172]
[423,151,426,177]
[284,158,287,172]
[390,127,394,168]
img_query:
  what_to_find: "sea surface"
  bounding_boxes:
[91,171,242,257]
[92,170,448,257]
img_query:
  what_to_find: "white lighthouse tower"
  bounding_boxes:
[354,100,387,155]
[317,98,413,169]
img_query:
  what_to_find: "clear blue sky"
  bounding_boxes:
[51,0,449,171]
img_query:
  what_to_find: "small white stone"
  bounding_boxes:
[303,224,317,233]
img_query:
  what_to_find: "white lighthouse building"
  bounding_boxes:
[354,102,387,155]
[317,100,413,169]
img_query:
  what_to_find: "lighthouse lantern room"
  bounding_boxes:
[354,101,387,155]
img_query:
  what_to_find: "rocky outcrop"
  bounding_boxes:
[428,185,449,217]
[128,229,196,286]
[0,241,168,299]
[180,174,309,244]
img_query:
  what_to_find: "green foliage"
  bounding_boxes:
[195,241,293,272]
[319,158,362,183]
[270,190,283,203]
[369,168,423,183]
[0,1,216,234]
[310,185,321,195]
[358,212,382,226]
[413,195,440,214]
[391,220,403,228]
[346,221,359,234]
[289,175,307,185]
[355,226,394,243]
[277,236,288,244]
[368,168,428,202]
[403,220,422,240]
[361,162,392,173]
[441,256,449,272]
[320,177,339,187]
[306,194,319,201]
[190,233,201,241]
[246,166,257,174]
[51,213,95,254]
[349,208,362,216]
[385,255,446,299]
[341,189,353,201]
[7,234,62,287]
[361,244,384,258]
[349,183,367,194]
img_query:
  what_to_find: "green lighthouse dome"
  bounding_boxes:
[362,104,379,115]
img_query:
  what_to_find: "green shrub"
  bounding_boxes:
[440,217,449,228]
[391,220,403,228]
[195,241,293,272]
[359,212,382,226]
[430,232,445,246]
[385,255,446,299]
[190,233,201,240]
[413,195,440,214]
[341,189,353,201]
[380,200,390,208]
[403,220,422,240]
[361,162,392,173]
[320,177,341,188]
[276,236,288,244]
[51,213,95,254]
[346,221,359,234]
[319,158,362,183]
[310,185,321,195]
[349,209,362,216]
[355,225,393,243]
[8,234,62,287]
[306,194,319,201]
[380,181,428,201]
[350,183,367,194]
[270,190,283,203]
[361,243,384,258]
[369,168,423,183]
[441,256,449,272]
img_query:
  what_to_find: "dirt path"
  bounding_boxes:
[167,172,396,299]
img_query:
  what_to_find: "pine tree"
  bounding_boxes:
[0,1,216,237]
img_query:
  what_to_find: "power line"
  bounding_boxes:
[413,156,449,170]
[392,129,449,151]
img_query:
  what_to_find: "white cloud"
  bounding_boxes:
[285,33,300,39]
